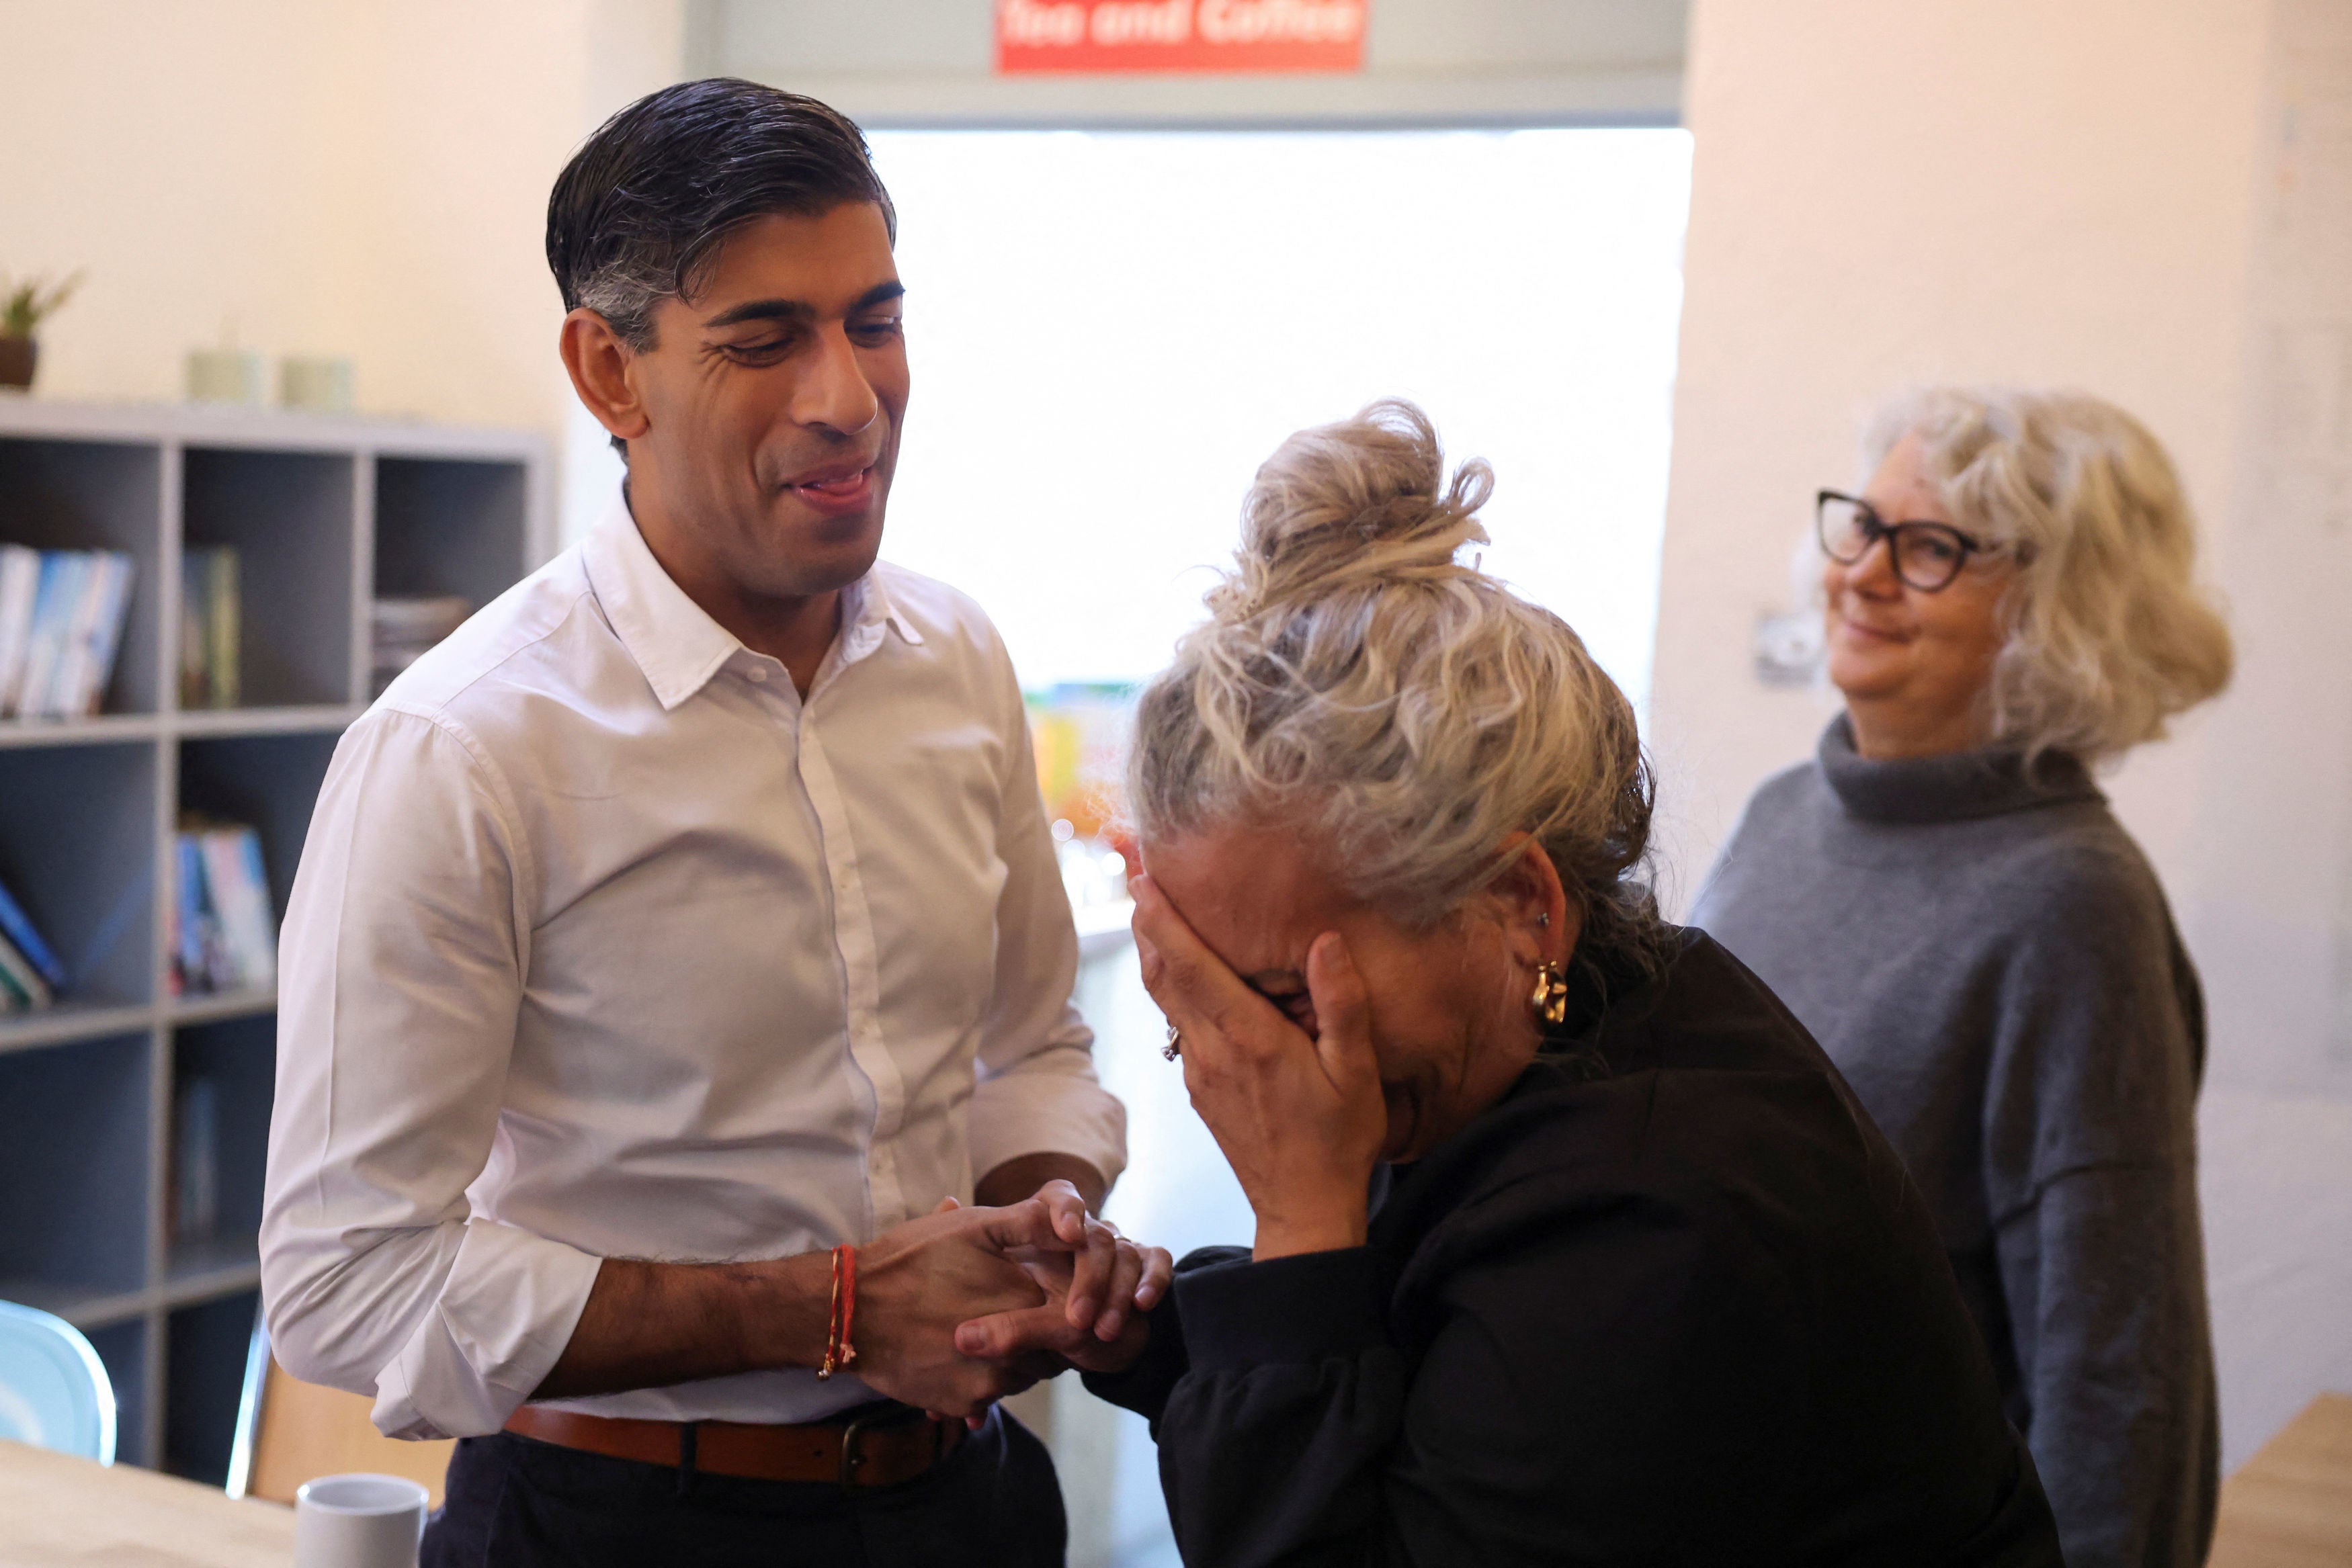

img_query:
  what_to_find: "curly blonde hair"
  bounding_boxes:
[1862,387,2234,762]
[1128,399,1661,975]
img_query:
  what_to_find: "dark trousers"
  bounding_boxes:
[421,1407,1067,1567]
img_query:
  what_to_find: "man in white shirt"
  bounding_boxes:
[261,79,1163,1565]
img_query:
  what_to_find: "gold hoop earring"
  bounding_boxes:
[1529,960,1570,1028]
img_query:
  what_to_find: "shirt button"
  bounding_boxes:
[747,666,769,684]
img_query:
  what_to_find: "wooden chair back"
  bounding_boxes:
[229,1321,453,1508]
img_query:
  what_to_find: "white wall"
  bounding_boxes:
[2,0,687,440]
[1654,0,2352,1467]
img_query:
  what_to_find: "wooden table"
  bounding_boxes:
[0,1440,292,1567]
[2211,1393,2352,1567]
[3,1395,2346,1565]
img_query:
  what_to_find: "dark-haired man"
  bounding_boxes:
[261,79,1159,1565]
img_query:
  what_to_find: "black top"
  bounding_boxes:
[1085,930,2062,1568]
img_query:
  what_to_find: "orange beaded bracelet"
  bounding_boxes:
[817,1244,859,1380]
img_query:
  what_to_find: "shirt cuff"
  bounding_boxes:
[1173,1246,1391,1373]
[968,1070,1129,1192]
[369,1219,603,1440]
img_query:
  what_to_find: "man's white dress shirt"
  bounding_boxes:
[261,500,1126,1440]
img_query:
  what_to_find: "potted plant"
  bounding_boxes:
[1,272,85,392]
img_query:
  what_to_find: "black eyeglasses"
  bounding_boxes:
[1816,490,2007,593]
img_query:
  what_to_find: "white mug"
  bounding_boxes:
[293,1473,429,1568]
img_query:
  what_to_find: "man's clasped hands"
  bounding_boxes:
[851,1180,1171,1424]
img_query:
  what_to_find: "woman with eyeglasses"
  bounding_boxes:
[1694,388,2234,1568]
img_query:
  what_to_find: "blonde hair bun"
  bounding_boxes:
[1133,398,1661,975]
[1210,398,1496,626]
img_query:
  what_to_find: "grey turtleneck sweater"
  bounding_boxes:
[1693,717,2218,1568]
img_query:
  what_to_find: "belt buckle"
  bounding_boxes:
[838,1403,949,1489]
[839,1404,922,1488]
[838,1406,878,1488]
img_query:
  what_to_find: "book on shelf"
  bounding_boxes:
[13,551,82,714]
[0,548,38,709]
[179,546,241,709]
[0,873,65,990]
[0,928,53,1012]
[372,595,471,697]
[169,1074,221,1243]
[0,544,137,720]
[169,818,278,996]
[59,553,135,721]
[0,873,65,1014]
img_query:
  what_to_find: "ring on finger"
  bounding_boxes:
[1162,1022,1182,1061]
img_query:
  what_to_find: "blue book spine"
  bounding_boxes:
[17,553,82,719]
[0,874,65,988]
[77,552,135,717]
[175,832,211,995]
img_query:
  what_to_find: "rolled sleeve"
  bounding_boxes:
[968,1026,1128,1189]
[372,1219,603,1439]
[261,708,600,1440]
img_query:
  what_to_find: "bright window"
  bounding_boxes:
[849,130,1690,1568]
[866,128,1693,705]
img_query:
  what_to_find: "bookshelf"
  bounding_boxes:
[0,398,550,1478]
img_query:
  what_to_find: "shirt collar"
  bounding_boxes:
[583,495,922,711]
[839,563,927,667]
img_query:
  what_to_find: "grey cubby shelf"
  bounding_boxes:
[0,396,550,1473]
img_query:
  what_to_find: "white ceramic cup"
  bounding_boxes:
[293,1473,429,1568]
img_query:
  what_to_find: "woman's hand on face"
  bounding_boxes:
[1130,874,1387,1260]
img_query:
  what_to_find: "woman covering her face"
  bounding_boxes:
[1693,389,2232,1568]
[985,400,2064,1565]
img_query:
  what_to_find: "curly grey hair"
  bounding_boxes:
[1859,387,2234,762]
[1128,398,1663,984]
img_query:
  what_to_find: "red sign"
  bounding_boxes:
[996,0,1368,75]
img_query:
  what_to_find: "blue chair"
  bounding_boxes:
[0,1300,116,1464]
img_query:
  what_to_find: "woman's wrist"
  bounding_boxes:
[1251,1197,1370,1260]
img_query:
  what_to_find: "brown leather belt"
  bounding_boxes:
[505,1403,965,1488]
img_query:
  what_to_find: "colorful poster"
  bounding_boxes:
[996,0,1368,75]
